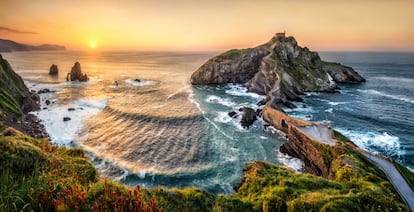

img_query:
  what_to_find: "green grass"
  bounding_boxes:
[0,128,409,211]
[0,87,22,116]
[214,48,251,62]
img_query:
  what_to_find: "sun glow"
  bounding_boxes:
[89,40,97,49]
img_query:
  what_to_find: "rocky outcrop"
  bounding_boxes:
[240,107,257,129]
[0,54,40,115]
[49,64,58,75]
[0,54,47,138]
[191,34,365,108]
[67,62,88,82]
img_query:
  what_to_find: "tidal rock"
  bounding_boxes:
[190,34,365,109]
[49,64,58,75]
[45,100,51,105]
[134,79,141,82]
[37,88,54,94]
[63,117,71,122]
[67,62,88,82]
[240,107,257,129]
[228,111,238,118]
[68,108,75,111]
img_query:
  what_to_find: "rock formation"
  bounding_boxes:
[67,62,88,82]
[0,54,47,138]
[49,64,58,75]
[191,34,365,108]
[240,107,257,129]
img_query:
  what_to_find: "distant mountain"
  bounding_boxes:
[0,39,66,52]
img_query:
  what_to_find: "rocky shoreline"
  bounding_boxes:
[0,54,48,138]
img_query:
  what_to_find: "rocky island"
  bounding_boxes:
[191,32,364,108]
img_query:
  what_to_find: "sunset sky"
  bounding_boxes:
[1,0,413,51]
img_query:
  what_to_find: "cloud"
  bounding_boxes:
[0,26,38,34]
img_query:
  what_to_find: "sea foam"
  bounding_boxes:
[32,96,108,146]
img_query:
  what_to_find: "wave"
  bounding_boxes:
[205,95,237,107]
[373,76,414,84]
[359,89,414,104]
[32,96,108,146]
[337,128,401,157]
[224,84,264,99]
[277,150,304,173]
[214,111,233,123]
[125,79,157,87]
[188,92,235,140]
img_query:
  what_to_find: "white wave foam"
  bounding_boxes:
[214,111,232,123]
[188,92,235,140]
[224,84,264,99]
[373,76,414,84]
[277,150,304,173]
[125,79,156,87]
[337,128,401,156]
[32,98,108,146]
[205,95,236,107]
[360,89,414,104]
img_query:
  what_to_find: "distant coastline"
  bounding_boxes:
[0,38,66,52]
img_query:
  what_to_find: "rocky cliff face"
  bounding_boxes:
[191,35,365,108]
[0,54,46,138]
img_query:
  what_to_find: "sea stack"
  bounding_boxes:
[67,62,88,81]
[49,64,58,75]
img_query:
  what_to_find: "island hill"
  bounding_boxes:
[0,39,65,52]
[1,34,414,211]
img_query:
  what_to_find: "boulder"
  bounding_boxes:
[49,64,58,75]
[228,111,238,118]
[240,107,257,129]
[67,62,88,82]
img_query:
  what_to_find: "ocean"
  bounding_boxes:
[2,50,413,194]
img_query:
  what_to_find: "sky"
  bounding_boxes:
[1,0,413,51]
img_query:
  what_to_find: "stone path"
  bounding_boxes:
[363,152,414,211]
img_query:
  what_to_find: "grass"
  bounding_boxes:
[214,48,251,62]
[0,128,410,211]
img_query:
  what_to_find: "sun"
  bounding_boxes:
[89,40,97,49]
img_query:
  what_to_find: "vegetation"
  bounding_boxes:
[214,48,252,62]
[1,131,411,211]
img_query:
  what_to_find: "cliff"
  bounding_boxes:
[191,35,365,108]
[0,39,66,52]
[0,54,46,138]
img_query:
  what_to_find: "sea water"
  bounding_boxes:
[2,50,413,193]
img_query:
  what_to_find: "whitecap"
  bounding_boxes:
[214,112,232,123]
[32,98,108,146]
[224,84,264,99]
[359,89,414,104]
[277,150,304,173]
[205,95,236,107]
[125,79,156,87]
[337,128,401,157]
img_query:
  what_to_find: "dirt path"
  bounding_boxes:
[363,152,414,211]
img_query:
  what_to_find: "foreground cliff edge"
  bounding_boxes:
[1,43,414,211]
